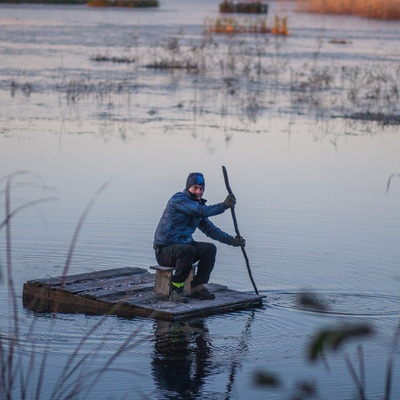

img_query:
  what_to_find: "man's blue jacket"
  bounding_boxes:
[154,189,235,247]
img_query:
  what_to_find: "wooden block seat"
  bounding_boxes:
[150,265,195,296]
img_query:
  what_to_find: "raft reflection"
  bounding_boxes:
[151,312,256,399]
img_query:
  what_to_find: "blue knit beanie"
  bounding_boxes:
[186,172,205,190]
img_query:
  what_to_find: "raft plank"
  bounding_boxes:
[23,267,265,321]
[120,283,263,320]
[63,273,153,295]
[27,267,146,287]
[84,282,155,299]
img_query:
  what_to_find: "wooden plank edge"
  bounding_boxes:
[124,292,266,321]
[23,281,170,319]
[158,297,265,321]
[26,267,149,287]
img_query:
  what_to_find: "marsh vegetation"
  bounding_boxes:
[0,173,147,399]
[219,0,268,14]
[296,0,400,20]
[50,31,400,130]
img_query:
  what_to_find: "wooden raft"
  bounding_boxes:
[22,267,265,321]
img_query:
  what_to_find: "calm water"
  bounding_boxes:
[1,1,400,399]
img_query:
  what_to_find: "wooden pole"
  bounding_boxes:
[222,166,259,295]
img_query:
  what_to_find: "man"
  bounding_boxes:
[153,172,245,302]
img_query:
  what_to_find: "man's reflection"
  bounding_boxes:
[151,318,212,399]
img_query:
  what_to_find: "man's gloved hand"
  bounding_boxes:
[224,193,236,209]
[232,235,246,247]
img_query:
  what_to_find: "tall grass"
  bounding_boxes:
[296,0,400,19]
[0,172,144,399]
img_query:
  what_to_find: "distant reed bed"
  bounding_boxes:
[296,0,400,19]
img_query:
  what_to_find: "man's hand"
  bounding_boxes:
[232,235,246,247]
[224,193,236,209]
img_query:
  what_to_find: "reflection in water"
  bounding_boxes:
[224,311,255,399]
[151,319,212,399]
[151,312,256,399]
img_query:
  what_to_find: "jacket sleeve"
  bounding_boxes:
[172,194,227,218]
[198,218,235,245]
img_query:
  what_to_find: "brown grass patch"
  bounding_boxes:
[296,0,400,19]
[204,16,288,35]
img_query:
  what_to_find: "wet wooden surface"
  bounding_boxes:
[23,267,265,321]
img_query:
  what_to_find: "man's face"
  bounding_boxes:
[188,185,205,200]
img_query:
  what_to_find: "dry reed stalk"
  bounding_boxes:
[297,0,400,19]
[0,174,146,399]
[205,16,288,35]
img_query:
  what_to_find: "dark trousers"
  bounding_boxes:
[156,242,216,286]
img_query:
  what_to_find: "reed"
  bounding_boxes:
[0,172,144,399]
[255,291,399,399]
[296,0,400,20]
[386,173,400,193]
[144,35,200,71]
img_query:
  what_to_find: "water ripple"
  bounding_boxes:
[267,291,400,317]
